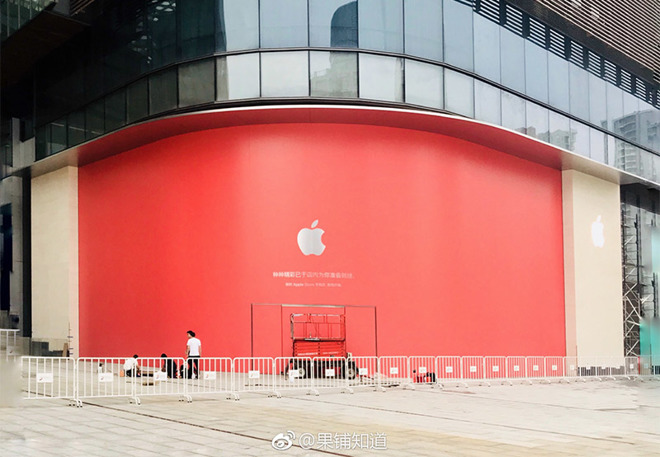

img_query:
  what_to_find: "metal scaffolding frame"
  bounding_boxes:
[622,207,642,356]
[621,202,658,357]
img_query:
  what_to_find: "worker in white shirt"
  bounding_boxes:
[185,330,201,379]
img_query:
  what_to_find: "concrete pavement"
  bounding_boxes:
[1,379,659,456]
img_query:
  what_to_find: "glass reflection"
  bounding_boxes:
[570,119,590,156]
[359,0,403,53]
[474,14,500,83]
[127,78,149,124]
[148,0,177,69]
[444,69,474,117]
[180,0,214,59]
[606,82,624,133]
[405,60,443,109]
[51,121,66,154]
[404,0,443,61]
[443,0,473,71]
[149,68,177,115]
[474,81,501,125]
[614,141,640,174]
[310,0,357,48]
[588,74,607,128]
[589,128,606,163]
[500,29,525,93]
[619,92,641,143]
[569,64,589,120]
[501,92,526,133]
[105,90,126,132]
[548,53,569,113]
[261,52,309,97]
[310,51,358,97]
[548,111,571,150]
[260,0,308,48]
[217,54,260,100]
[526,102,549,141]
[638,103,660,151]
[359,54,403,102]
[67,111,85,147]
[179,60,215,107]
[221,0,259,51]
[525,41,548,103]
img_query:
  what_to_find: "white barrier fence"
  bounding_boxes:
[186,357,233,400]
[1,329,18,360]
[22,357,77,403]
[19,355,658,406]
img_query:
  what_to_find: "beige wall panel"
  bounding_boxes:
[563,170,623,365]
[31,167,79,357]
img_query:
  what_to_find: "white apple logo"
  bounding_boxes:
[297,220,326,256]
[591,215,604,248]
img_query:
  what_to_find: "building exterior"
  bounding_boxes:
[0,0,658,362]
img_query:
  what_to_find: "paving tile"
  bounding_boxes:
[3,379,660,456]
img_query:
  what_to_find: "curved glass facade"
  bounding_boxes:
[30,0,660,181]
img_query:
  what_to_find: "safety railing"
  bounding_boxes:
[18,354,659,406]
[436,356,462,386]
[232,357,277,399]
[274,357,315,396]
[348,356,379,390]
[21,356,77,404]
[185,357,233,400]
[378,356,413,389]
[77,357,138,406]
[132,357,188,404]
[1,329,18,360]
[410,356,438,387]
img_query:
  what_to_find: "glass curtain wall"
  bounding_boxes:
[24,0,658,185]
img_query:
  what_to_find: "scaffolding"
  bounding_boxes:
[621,205,657,356]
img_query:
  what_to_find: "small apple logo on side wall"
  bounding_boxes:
[297,220,326,256]
[591,215,605,248]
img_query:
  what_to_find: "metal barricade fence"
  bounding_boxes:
[624,356,639,377]
[436,356,462,386]
[461,356,485,383]
[184,357,232,400]
[639,356,652,376]
[77,357,138,404]
[599,356,626,379]
[312,357,351,393]
[1,329,18,360]
[348,356,379,390]
[526,356,545,379]
[409,356,437,387]
[273,357,314,396]
[505,356,526,382]
[232,357,276,398]
[132,357,188,404]
[19,354,654,407]
[22,357,77,404]
[484,356,507,382]
[544,356,566,379]
[564,356,579,378]
[378,356,413,389]
[575,356,610,380]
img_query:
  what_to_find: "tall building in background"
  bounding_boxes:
[0,0,658,364]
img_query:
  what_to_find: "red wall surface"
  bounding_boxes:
[78,122,565,358]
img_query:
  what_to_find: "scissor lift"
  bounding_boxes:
[289,313,356,379]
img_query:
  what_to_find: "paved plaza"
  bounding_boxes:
[1,378,659,456]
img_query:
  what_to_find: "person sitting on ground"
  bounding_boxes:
[123,354,141,377]
[160,353,178,378]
